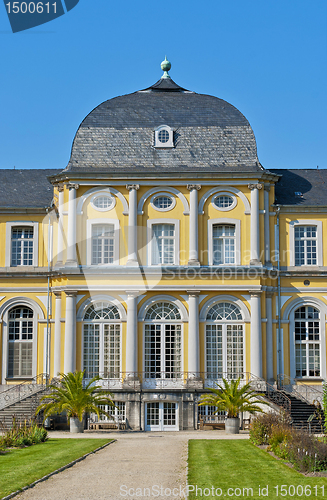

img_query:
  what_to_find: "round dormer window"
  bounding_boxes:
[151,193,176,212]
[158,130,169,144]
[212,194,237,211]
[91,194,115,212]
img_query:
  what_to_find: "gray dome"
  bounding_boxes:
[65,76,262,173]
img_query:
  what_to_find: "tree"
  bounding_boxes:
[199,377,269,418]
[36,371,115,432]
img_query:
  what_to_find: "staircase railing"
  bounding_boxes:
[277,374,323,406]
[247,373,291,414]
[0,373,49,410]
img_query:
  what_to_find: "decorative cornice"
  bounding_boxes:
[126,184,140,191]
[264,184,271,192]
[187,184,201,191]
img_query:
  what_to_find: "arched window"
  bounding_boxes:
[8,306,34,378]
[144,302,182,379]
[295,306,320,377]
[83,302,121,379]
[206,302,244,379]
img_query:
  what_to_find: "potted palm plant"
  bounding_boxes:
[36,371,115,433]
[199,377,269,434]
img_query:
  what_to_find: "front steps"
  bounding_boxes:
[0,387,50,430]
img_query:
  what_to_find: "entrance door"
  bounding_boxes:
[145,402,179,431]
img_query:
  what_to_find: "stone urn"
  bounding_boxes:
[225,417,240,434]
[70,417,84,433]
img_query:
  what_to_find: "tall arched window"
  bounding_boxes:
[295,306,320,377]
[8,306,34,378]
[206,302,244,379]
[144,302,182,379]
[83,302,121,379]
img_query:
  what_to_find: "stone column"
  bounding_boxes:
[248,183,263,265]
[266,291,274,382]
[66,183,79,267]
[64,291,77,373]
[125,292,138,377]
[53,292,62,376]
[187,291,200,376]
[56,184,64,267]
[250,291,262,378]
[187,184,201,266]
[126,184,139,266]
[264,185,271,265]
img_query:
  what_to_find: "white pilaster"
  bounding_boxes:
[56,184,64,267]
[248,183,262,265]
[187,184,201,266]
[266,292,274,381]
[53,292,62,376]
[66,183,79,267]
[126,184,139,266]
[250,291,262,378]
[64,291,77,373]
[126,292,138,376]
[264,185,271,265]
[187,291,200,376]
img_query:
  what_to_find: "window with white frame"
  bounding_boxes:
[151,193,176,212]
[92,224,115,265]
[7,306,34,378]
[154,125,174,149]
[295,306,320,378]
[152,223,175,265]
[294,226,317,266]
[83,302,121,379]
[11,227,34,266]
[206,302,244,379]
[87,219,119,266]
[212,224,236,264]
[212,194,237,211]
[144,302,182,379]
[97,401,126,422]
[198,405,226,422]
[91,194,115,212]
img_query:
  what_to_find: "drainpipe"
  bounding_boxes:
[45,209,52,385]
[276,206,282,387]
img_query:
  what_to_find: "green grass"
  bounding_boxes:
[188,440,327,500]
[0,438,112,498]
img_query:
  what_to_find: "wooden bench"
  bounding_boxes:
[89,421,126,430]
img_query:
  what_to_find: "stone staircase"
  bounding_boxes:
[280,391,323,433]
[0,375,50,430]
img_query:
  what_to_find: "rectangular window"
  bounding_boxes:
[206,324,243,379]
[8,342,33,377]
[91,224,115,265]
[152,224,175,265]
[144,324,181,378]
[294,226,317,266]
[11,227,34,266]
[212,224,235,264]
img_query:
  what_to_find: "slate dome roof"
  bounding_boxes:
[65,61,263,173]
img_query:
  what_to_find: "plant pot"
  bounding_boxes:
[225,417,240,434]
[70,417,84,433]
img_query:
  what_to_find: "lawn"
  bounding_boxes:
[0,438,112,498]
[188,440,327,500]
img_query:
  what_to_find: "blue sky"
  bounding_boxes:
[0,0,326,171]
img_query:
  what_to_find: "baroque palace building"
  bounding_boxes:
[0,59,326,431]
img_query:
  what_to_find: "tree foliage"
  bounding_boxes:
[36,371,115,422]
[199,377,270,418]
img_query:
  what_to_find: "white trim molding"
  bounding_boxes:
[147,218,180,266]
[199,186,251,215]
[76,187,129,215]
[199,295,251,322]
[90,193,116,212]
[86,218,120,266]
[207,218,241,266]
[289,219,323,267]
[76,294,127,321]
[138,295,188,322]
[154,125,174,149]
[138,187,189,215]
[5,221,39,267]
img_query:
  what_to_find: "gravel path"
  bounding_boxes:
[13,430,249,500]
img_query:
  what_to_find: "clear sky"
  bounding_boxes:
[0,0,326,171]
